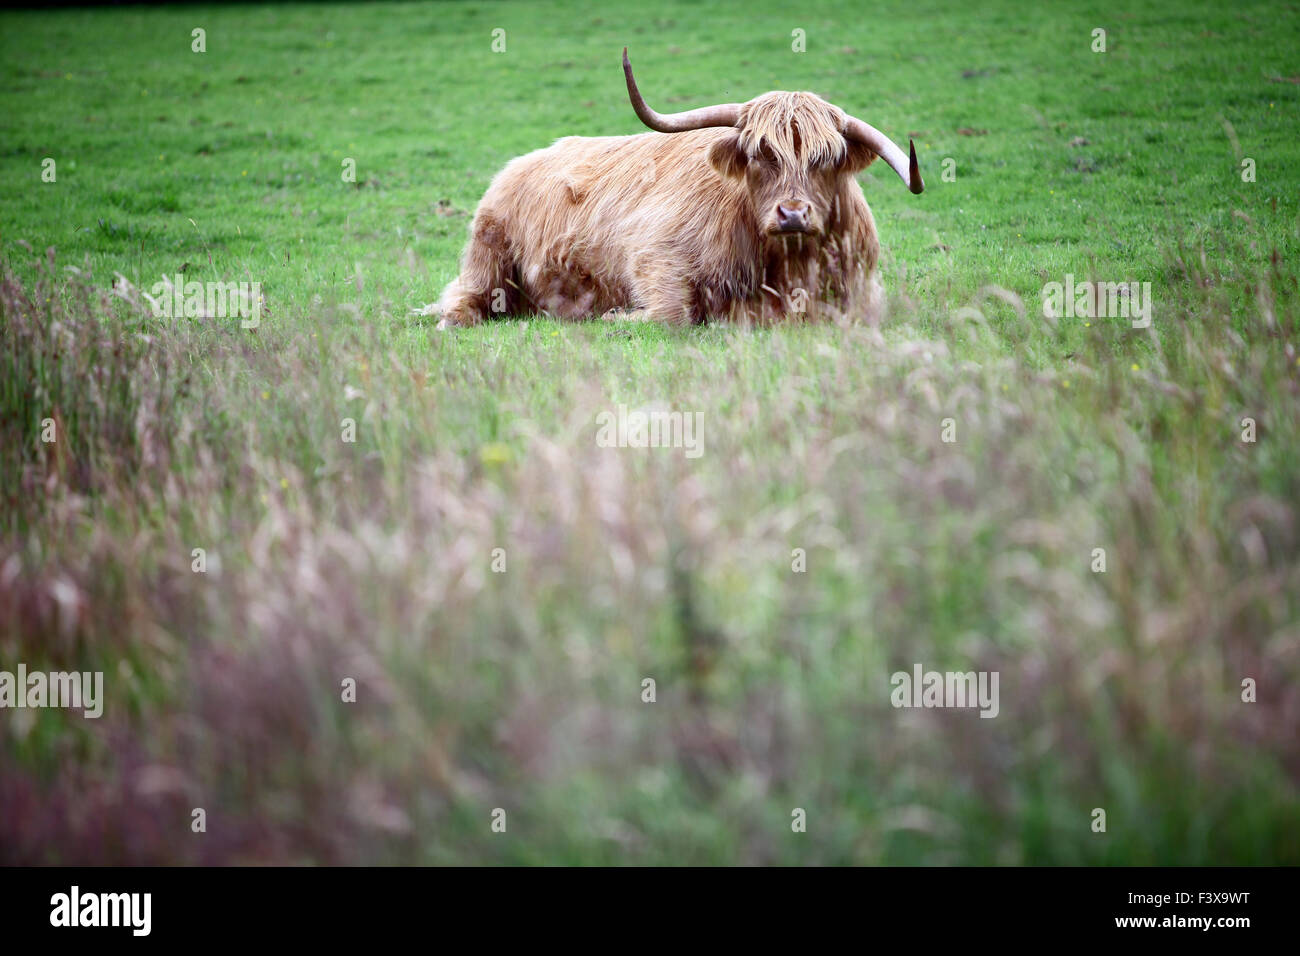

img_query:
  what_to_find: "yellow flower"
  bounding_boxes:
[280,478,289,489]
[261,390,270,399]
[480,442,512,466]
[1131,363,1140,371]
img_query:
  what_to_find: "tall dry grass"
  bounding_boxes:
[1,239,1297,864]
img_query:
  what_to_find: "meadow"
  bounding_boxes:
[0,0,1297,864]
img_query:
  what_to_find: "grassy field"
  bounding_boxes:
[1,0,1298,864]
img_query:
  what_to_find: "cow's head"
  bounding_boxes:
[623,49,922,238]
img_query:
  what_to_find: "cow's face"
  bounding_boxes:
[623,49,923,221]
[707,93,877,238]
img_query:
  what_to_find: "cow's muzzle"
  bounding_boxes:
[774,201,814,234]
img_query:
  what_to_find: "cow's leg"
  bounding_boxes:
[598,307,656,323]
[435,212,522,328]
[633,264,697,327]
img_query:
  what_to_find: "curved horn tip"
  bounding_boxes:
[908,139,924,194]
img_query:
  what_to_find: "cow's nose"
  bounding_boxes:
[776,201,810,229]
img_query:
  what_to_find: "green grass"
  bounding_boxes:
[0,0,1298,864]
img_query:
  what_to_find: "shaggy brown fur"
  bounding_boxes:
[435,89,904,327]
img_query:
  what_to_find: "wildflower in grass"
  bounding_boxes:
[480,442,512,465]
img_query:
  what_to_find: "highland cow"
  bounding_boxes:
[433,49,923,328]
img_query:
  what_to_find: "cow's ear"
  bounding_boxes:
[708,133,748,178]
[839,140,878,174]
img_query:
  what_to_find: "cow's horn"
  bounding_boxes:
[842,116,924,194]
[623,48,741,132]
